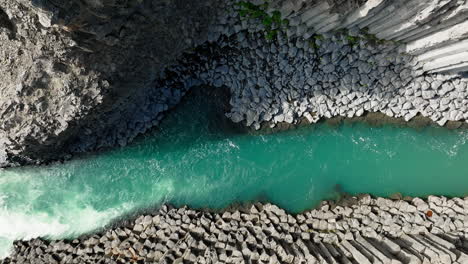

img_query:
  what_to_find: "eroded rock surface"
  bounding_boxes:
[1,0,468,167]
[0,0,223,166]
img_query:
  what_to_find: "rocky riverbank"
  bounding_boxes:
[1,0,468,167]
[0,0,226,167]
[46,0,468,159]
[106,20,468,139]
[3,195,468,263]
[166,24,468,132]
[253,112,468,135]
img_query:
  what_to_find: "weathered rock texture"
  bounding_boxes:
[3,195,468,263]
[156,29,468,131]
[270,0,468,74]
[0,0,467,166]
[0,0,224,166]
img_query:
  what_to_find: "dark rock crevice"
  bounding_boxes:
[0,6,15,39]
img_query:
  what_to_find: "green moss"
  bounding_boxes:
[332,27,399,47]
[308,34,324,52]
[236,1,288,40]
[309,41,319,50]
[236,3,397,45]
[350,27,399,45]
[313,34,324,40]
[346,35,359,45]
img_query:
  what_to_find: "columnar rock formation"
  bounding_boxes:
[153,30,468,132]
[2,1,468,263]
[0,0,467,166]
[268,0,468,74]
[3,195,468,263]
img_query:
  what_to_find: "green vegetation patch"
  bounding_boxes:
[309,28,399,52]
[236,1,289,40]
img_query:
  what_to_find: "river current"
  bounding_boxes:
[1,89,468,257]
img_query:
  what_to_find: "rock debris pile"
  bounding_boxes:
[3,195,468,263]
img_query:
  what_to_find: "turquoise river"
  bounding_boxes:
[1,90,468,257]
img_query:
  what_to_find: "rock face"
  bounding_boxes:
[0,0,223,166]
[0,0,468,167]
[3,195,468,263]
[159,29,468,131]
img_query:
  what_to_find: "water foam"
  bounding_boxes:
[0,198,132,259]
[0,169,136,259]
[0,165,181,259]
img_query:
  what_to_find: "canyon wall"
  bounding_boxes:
[266,0,468,73]
[0,0,225,166]
[0,0,467,167]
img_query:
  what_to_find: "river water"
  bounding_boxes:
[1,89,468,258]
